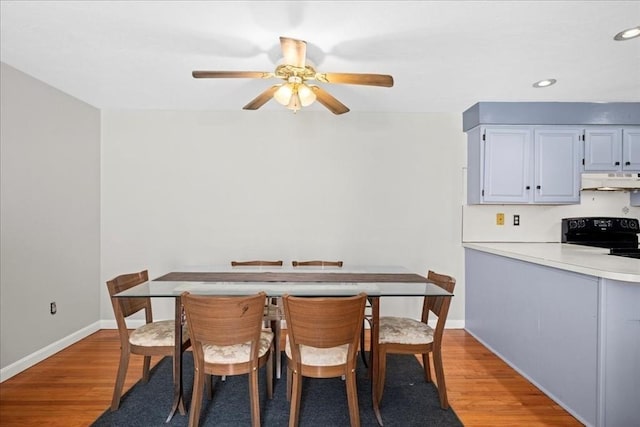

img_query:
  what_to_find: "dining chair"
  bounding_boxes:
[376,270,456,409]
[106,269,191,412]
[283,293,367,427]
[231,260,284,379]
[181,291,274,427]
[290,260,370,368]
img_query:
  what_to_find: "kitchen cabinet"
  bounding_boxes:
[465,249,598,426]
[465,247,640,427]
[584,127,640,172]
[534,128,583,203]
[600,279,640,427]
[467,126,581,204]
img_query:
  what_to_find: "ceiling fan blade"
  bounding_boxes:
[280,36,306,68]
[192,71,272,79]
[243,85,280,110]
[320,72,394,87]
[310,86,350,115]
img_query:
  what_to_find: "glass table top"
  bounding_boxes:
[114,280,453,298]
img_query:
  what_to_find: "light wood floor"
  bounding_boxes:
[0,329,582,426]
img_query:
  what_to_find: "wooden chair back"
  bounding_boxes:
[284,293,366,351]
[421,270,456,330]
[106,270,152,332]
[182,292,267,348]
[292,260,343,267]
[231,260,283,266]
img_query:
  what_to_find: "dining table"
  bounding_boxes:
[113,264,454,426]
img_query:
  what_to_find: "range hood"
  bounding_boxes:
[581,173,640,192]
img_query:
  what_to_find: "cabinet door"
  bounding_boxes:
[584,128,622,171]
[534,129,582,203]
[601,280,640,427]
[482,127,532,203]
[622,127,640,171]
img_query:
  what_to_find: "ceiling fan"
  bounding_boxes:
[192,36,394,115]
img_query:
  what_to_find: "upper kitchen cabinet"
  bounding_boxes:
[477,127,530,203]
[584,127,640,172]
[467,126,581,204]
[463,102,640,205]
[534,128,582,203]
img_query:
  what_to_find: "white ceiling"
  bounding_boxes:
[1,1,639,114]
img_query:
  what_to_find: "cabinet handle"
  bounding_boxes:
[625,161,631,166]
[536,185,541,190]
[615,161,620,166]
[525,186,531,190]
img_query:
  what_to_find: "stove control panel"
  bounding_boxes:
[564,217,639,232]
[561,217,640,248]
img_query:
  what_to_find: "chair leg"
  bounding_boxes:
[141,355,151,383]
[286,363,293,401]
[359,326,368,369]
[110,350,130,411]
[188,365,205,427]
[249,367,261,427]
[432,349,449,409]
[288,366,302,427]
[272,319,282,379]
[376,349,387,405]
[266,346,274,399]
[205,374,213,400]
[345,366,361,427]
[422,352,432,383]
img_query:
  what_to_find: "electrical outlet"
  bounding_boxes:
[496,213,505,226]
[513,214,520,226]
[50,302,57,315]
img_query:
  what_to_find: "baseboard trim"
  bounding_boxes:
[0,321,101,383]
[444,319,464,329]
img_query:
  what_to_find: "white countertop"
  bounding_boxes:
[463,242,640,283]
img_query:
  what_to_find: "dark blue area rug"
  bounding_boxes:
[92,352,463,426]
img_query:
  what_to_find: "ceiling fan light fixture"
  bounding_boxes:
[274,83,293,105]
[298,83,316,106]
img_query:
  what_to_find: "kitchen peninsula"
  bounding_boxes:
[464,242,639,427]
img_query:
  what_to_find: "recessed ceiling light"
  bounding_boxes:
[614,26,640,41]
[533,79,557,88]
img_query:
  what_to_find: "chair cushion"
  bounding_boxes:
[285,335,349,366]
[130,320,189,347]
[379,316,434,345]
[202,330,274,364]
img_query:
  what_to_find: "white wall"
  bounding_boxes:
[0,63,101,371]
[101,110,467,324]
